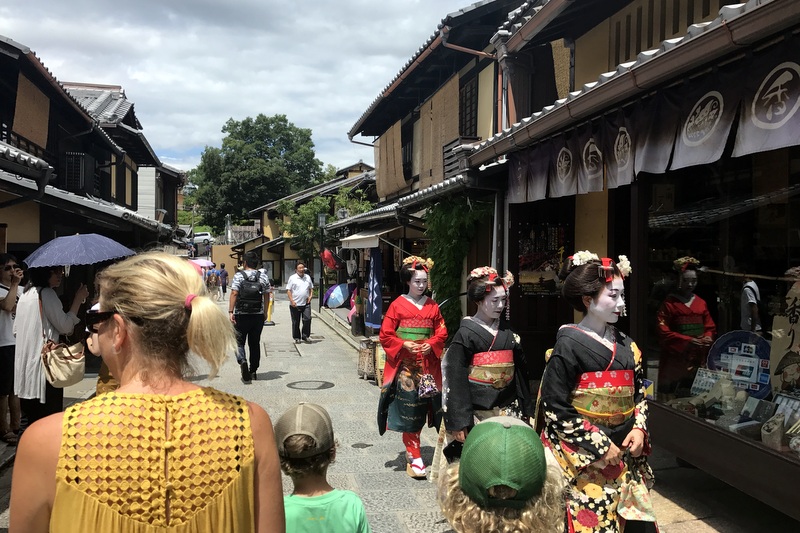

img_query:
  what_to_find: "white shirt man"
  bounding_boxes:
[286,262,314,343]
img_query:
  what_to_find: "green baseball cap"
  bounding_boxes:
[458,416,547,509]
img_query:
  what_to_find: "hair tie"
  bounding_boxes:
[184,293,197,311]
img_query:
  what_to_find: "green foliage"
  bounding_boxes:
[275,196,330,262]
[333,186,374,219]
[426,197,493,341]
[192,114,324,233]
[275,186,376,263]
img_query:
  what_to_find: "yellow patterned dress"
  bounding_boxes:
[538,325,656,533]
[50,387,255,532]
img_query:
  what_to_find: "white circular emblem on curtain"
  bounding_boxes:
[752,61,800,130]
[556,147,572,183]
[614,127,631,171]
[582,138,603,179]
[682,91,723,147]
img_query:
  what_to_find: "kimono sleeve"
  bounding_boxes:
[513,341,535,419]
[425,302,448,358]
[379,300,406,364]
[656,300,694,353]
[631,342,652,454]
[540,343,612,467]
[441,331,473,431]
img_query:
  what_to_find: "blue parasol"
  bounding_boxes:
[23,233,135,268]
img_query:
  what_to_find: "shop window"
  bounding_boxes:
[645,147,800,464]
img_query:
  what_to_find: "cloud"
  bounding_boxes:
[1,0,474,171]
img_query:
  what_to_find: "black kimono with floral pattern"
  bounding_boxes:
[539,325,655,533]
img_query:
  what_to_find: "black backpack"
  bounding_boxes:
[236,271,264,314]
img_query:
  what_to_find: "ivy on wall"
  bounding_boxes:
[425,196,493,341]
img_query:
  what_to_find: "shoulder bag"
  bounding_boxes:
[39,293,85,388]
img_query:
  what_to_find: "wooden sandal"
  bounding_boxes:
[1,431,18,445]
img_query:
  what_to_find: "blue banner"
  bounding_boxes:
[365,247,383,330]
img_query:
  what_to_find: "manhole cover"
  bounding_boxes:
[286,381,334,390]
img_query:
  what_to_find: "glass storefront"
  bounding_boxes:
[643,146,800,463]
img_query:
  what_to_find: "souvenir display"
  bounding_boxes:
[707,331,772,399]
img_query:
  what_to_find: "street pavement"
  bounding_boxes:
[1,291,799,532]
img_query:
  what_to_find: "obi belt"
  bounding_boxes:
[572,369,635,428]
[468,349,514,390]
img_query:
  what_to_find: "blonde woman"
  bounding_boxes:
[10,252,285,533]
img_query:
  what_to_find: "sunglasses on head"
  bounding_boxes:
[85,310,117,333]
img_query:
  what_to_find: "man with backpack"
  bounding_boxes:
[229,251,270,384]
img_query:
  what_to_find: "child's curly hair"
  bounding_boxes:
[437,460,566,533]
[279,434,338,478]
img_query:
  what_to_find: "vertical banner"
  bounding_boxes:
[634,93,679,175]
[365,247,383,330]
[733,36,800,157]
[577,123,604,194]
[548,134,578,198]
[507,150,528,204]
[603,107,635,189]
[527,142,549,202]
[671,68,740,170]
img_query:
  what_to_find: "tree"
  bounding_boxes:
[275,186,375,263]
[192,114,324,233]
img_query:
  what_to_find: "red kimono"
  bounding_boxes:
[656,294,716,394]
[379,295,448,388]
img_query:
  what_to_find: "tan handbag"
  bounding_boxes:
[617,453,657,522]
[39,295,85,388]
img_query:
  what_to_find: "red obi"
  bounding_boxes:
[576,370,634,390]
[472,349,513,366]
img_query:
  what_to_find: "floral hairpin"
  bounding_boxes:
[402,255,434,272]
[673,256,699,272]
[617,255,633,278]
[570,250,600,267]
[468,266,515,288]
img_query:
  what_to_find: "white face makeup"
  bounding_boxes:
[477,284,507,322]
[587,277,625,324]
[407,269,428,299]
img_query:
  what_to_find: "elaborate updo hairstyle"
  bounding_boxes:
[399,255,434,286]
[95,252,236,380]
[466,267,515,302]
[560,252,631,313]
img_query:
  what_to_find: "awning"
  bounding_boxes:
[251,236,285,252]
[340,226,401,249]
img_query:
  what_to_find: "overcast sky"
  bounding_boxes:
[1,1,477,172]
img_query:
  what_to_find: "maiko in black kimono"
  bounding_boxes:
[442,318,534,432]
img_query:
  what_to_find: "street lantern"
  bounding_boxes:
[318,212,327,310]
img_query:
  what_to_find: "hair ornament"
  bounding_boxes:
[617,255,633,278]
[402,255,434,272]
[467,266,515,288]
[570,250,600,267]
[184,293,197,311]
[673,256,700,272]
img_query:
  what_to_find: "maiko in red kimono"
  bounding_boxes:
[656,294,716,396]
[378,296,448,434]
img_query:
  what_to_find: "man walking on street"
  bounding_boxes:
[219,263,229,301]
[287,262,314,344]
[229,251,270,384]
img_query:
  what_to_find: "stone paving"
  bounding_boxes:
[1,291,799,532]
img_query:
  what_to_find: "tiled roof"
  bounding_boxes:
[396,175,468,208]
[62,84,140,128]
[249,170,376,215]
[325,202,399,231]
[348,0,522,139]
[471,1,786,159]
[0,141,51,173]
